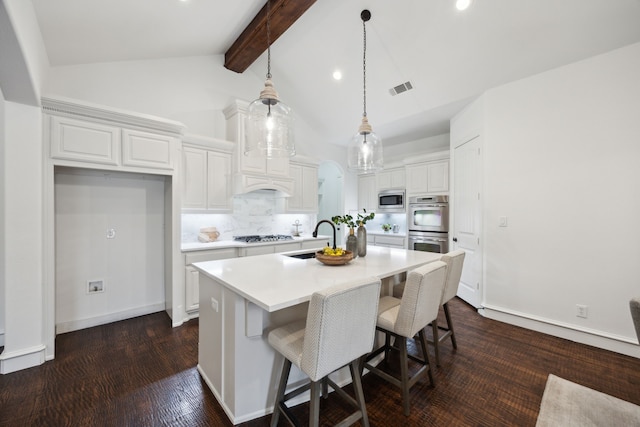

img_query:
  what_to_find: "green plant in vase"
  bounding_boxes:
[332,209,375,258]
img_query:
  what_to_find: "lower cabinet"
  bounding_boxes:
[371,234,406,249]
[184,248,237,312]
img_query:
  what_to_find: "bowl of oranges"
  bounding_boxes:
[315,246,354,266]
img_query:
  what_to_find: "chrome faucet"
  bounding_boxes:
[312,220,336,249]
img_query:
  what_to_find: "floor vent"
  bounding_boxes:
[389,81,413,96]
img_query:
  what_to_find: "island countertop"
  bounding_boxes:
[192,246,442,312]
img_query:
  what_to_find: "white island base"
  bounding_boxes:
[194,246,441,424]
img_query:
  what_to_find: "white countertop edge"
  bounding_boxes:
[181,235,331,252]
[192,247,442,312]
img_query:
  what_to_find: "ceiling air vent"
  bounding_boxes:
[389,81,413,96]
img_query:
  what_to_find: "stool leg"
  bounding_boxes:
[418,329,435,386]
[350,359,369,427]
[431,319,441,366]
[309,380,321,427]
[398,337,411,416]
[443,302,457,349]
[271,359,292,427]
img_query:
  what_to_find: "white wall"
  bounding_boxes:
[384,134,450,165]
[54,168,166,333]
[0,0,49,105]
[0,101,44,373]
[478,42,640,352]
[0,88,5,347]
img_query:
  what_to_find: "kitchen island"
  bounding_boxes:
[193,246,441,424]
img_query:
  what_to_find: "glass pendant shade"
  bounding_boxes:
[245,78,295,158]
[348,116,383,173]
[348,9,383,173]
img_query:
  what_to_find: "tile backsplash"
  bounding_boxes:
[182,191,317,242]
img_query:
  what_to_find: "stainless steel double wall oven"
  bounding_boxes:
[408,195,449,254]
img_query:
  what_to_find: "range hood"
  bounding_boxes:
[232,173,293,197]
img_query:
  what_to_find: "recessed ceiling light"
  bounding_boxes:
[456,0,473,11]
[332,70,343,81]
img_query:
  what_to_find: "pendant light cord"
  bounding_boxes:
[362,17,367,119]
[266,0,272,80]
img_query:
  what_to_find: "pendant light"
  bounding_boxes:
[245,0,295,158]
[347,9,383,173]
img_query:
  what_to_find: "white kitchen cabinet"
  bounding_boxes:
[406,160,449,196]
[49,115,179,171]
[182,136,233,212]
[122,129,175,170]
[50,116,121,166]
[377,167,405,191]
[358,174,378,212]
[288,160,318,212]
[372,234,406,249]
[185,248,237,312]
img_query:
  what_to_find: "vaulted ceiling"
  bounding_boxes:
[31,0,640,147]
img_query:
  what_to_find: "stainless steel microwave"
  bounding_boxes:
[377,190,405,213]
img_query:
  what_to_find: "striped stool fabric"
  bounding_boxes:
[268,276,382,427]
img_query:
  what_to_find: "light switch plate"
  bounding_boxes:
[499,216,508,227]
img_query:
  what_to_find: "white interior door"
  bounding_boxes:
[453,136,483,308]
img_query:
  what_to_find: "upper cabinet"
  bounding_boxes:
[358,174,378,212]
[377,167,405,191]
[288,157,319,212]
[402,150,450,196]
[182,135,234,212]
[43,97,183,173]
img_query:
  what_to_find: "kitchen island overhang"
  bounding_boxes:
[193,246,442,424]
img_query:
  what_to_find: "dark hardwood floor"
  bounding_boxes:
[1,298,639,426]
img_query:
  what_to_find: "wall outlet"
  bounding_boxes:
[576,304,588,318]
[211,297,219,312]
[88,279,105,294]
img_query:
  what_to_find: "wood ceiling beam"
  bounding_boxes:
[224,0,317,73]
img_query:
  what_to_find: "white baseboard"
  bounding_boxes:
[481,304,640,359]
[56,303,166,334]
[0,344,46,374]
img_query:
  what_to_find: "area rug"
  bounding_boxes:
[536,374,640,426]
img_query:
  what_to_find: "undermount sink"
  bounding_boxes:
[285,251,317,259]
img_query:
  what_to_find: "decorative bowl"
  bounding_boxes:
[315,250,354,266]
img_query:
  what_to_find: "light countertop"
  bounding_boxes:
[181,234,331,252]
[192,246,441,312]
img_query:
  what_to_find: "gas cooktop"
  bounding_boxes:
[233,234,294,243]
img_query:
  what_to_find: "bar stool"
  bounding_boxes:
[363,261,448,416]
[268,276,382,427]
[429,250,466,366]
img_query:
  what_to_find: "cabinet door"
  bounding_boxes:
[375,234,405,248]
[185,266,200,312]
[50,116,120,165]
[288,164,303,211]
[426,161,449,193]
[122,129,174,170]
[288,164,318,212]
[184,248,237,311]
[207,151,232,210]
[182,147,207,209]
[239,245,276,257]
[390,168,406,188]
[358,175,377,212]
[406,163,429,195]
